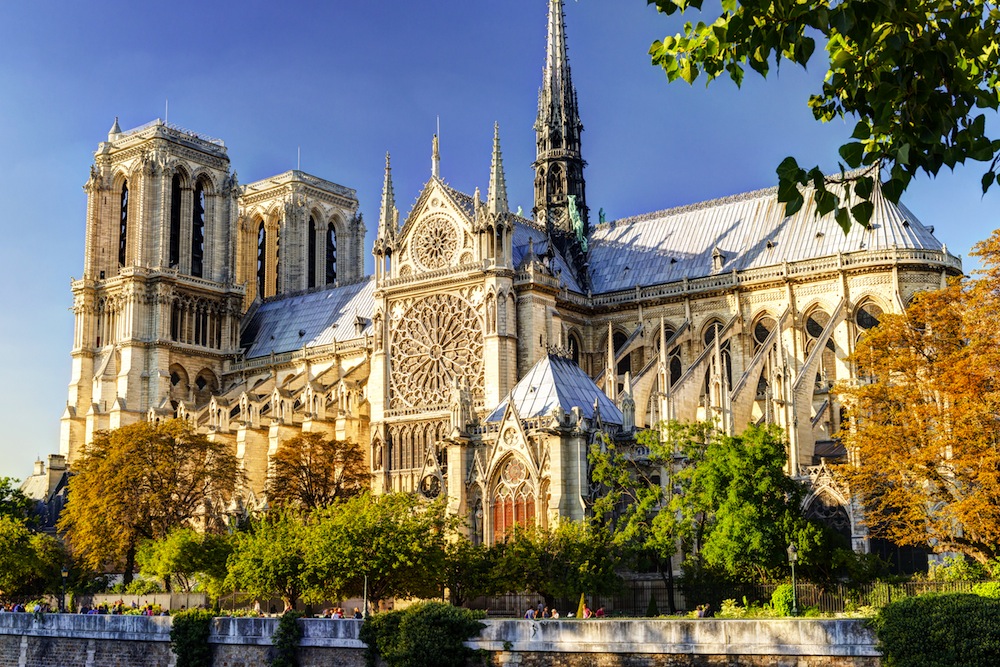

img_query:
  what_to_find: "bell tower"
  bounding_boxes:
[533,0,588,280]
[61,119,244,462]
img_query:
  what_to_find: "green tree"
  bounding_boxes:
[266,433,369,511]
[304,493,449,609]
[225,510,308,610]
[646,0,1000,230]
[441,535,502,608]
[137,528,232,594]
[0,516,64,603]
[57,419,239,583]
[495,520,621,608]
[672,423,828,580]
[0,477,33,523]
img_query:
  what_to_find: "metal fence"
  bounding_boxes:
[475,579,988,617]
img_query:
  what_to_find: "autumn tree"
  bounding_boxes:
[58,419,239,582]
[266,433,368,511]
[646,0,1000,230]
[303,493,449,608]
[0,516,64,603]
[838,231,1000,563]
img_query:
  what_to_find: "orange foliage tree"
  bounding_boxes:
[838,231,1000,564]
[266,433,369,511]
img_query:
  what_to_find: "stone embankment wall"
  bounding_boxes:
[0,613,880,667]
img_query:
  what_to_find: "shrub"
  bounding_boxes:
[872,593,1000,666]
[645,593,660,617]
[972,582,1000,599]
[770,584,794,616]
[170,609,214,667]
[270,610,303,667]
[360,601,486,667]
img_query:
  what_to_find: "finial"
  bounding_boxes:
[432,133,440,179]
[487,122,509,215]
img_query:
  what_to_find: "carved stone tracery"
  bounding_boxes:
[412,216,459,271]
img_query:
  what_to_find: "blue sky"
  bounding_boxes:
[0,1,996,480]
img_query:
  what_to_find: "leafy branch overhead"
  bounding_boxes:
[647,0,1000,231]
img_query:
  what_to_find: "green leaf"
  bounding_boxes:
[838,142,865,169]
[851,201,875,228]
[776,156,803,182]
[851,121,871,140]
[854,175,874,200]
[983,171,996,194]
[834,207,851,234]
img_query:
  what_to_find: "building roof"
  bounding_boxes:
[240,278,375,359]
[587,179,947,294]
[486,354,623,424]
[512,219,585,293]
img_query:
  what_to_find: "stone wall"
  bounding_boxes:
[0,613,879,667]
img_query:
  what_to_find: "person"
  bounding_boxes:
[523,607,536,619]
[582,602,592,619]
[595,606,605,618]
[253,599,261,615]
[550,608,560,619]
[536,600,545,617]
[541,607,550,619]
[353,607,363,619]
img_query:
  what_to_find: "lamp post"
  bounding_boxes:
[786,543,798,616]
[60,567,69,613]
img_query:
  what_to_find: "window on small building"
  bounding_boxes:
[191,180,206,277]
[118,181,129,267]
[169,175,182,268]
[326,222,337,285]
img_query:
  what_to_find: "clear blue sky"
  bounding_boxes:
[0,1,996,481]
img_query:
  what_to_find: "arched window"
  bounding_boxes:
[492,457,535,543]
[568,332,582,365]
[118,180,129,267]
[753,315,777,353]
[169,174,182,268]
[307,215,317,289]
[855,301,883,331]
[256,222,266,298]
[191,180,206,277]
[805,308,836,389]
[703,320,732,389]
[274,224,281,295]
[326,222,337,285]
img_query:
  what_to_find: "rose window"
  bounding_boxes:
[412,216,459,271]
[389,293,484,408]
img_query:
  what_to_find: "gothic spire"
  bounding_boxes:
[431,133,440,179]
[377,152,396,245]
[543,0,572,105]
[487,122,508,215]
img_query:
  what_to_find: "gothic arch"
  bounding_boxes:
[188,168,219,194]
[193,368,219,406]
[169,364,190,403]
[489,454,537,544]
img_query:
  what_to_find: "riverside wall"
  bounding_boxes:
[0,613,880,666]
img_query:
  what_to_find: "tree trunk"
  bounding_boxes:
[123,544,137,586]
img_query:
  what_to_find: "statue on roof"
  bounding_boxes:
[567,195,588,252]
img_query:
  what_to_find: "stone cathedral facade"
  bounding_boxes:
[59,0,960,550]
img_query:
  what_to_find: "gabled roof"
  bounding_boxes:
[486,354,623,424]
[240,278,375,359]
[587,179,949,294]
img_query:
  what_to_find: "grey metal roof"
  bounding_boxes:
[512,219,585,293]
[241,278,375,359]
[486,354,623,424]
[588,181,946,294]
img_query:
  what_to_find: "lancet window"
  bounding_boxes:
[256,222,266,298]
[491,457,535,543]
[325,222,337,285]
[118,181,129,267]
[169,175,182,268]
[307,215,317,289]
[191,180,206,278]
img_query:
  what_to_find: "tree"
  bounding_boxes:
[57,419,239,582]
[494,520,621,608]
[441,536,502,608]
[0,516,64,603]
[266,433,368,511]
[646,0,1000,230]
[669,423,828,581]
[137,528,232,594]
[838,232,1000,563]
[303,493,449,609]
[0,477,33,523]
[226,510,309,610]
[590,427,685,613]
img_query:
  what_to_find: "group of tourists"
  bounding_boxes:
[522,600,606,619]
[320,606,363,619]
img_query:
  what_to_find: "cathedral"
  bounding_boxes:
[57,0,960,550]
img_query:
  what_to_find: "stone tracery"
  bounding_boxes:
[412,215,459,271]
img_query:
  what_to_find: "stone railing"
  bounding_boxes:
[0,614,880,666]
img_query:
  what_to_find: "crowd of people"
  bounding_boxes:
[522,600,606,619]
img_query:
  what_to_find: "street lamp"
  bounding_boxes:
[60,567,69,613]
[786,543,798,616]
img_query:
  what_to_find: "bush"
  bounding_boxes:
[972,581,1000,599]
[872,593,1000,666]
[170,609,214,667]
[270,610,303,667]
[770,584,794,616]
[360,601,486,667]
[645,593,659,617]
